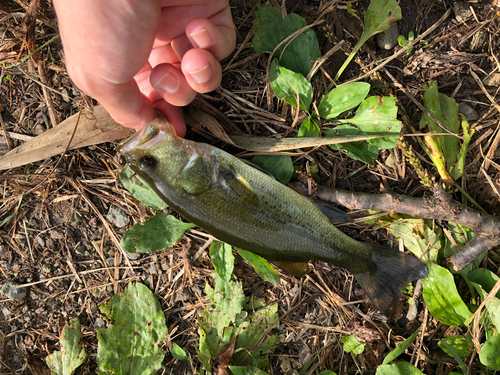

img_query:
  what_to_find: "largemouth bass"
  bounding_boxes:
[118,112,428,315]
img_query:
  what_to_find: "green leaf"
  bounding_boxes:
[438,335,472,359]
[318,371,338,375]
[171,343,191,362]
[336,0,402,80]
[252,5,283,54]
[450,116,474,180]
[237,248,280,285]
[442,223,476,277]
[270,59,312,111]
[96,283,168,375]
[120,214,196,253]
[419,81,466,183]
[253,5,321,76]
[341,335,365,354]
[376,361,424,375]
[46,319,87,375]
[210,241,234,282]
[232,303,279,368]
[297,114,320,138]
[324,126,379,165]
[335,96,401,149]
[422,263,472,326]
[383,218,441,263]
[119,165,167,211]
[466,270,500,331]
[318,82,371,119]
[479,335,500,370]
[382,328,420,364]
[198,242,245,371]
[229,366,269,375]
[467,268,500,297]
[252,155,294,184]
[280,13,322,76]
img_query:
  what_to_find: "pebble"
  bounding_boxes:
[105,257,115,267]
[69,212,85,226]
[125,250,141,261]
[458,103,479,121]
[2,281,29,301]
[375,23,399,50]
[33,123,46,135]
[483,73,500,87]
[49,230,64,240]
[94,317,105,328]
[453,2,473,22]
[106,205,130,228]
[35,237,45,248]
[173,290,192,304]
[45,238,56,251]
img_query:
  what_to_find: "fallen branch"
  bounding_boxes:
[292,182,500,271]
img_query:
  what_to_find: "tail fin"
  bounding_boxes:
[354,244,428,315]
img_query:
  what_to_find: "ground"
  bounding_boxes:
[0,0,499,374]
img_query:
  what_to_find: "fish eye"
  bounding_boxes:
[139,155,157,169]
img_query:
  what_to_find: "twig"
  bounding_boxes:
[37,59,59,127]
[291,182,500,271]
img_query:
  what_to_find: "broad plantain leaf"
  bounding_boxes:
[96,283,168,375]
[335,96,401,149]
[229,366,269,375]
[318,82,371,119]
[270,59,312,111]
[46,319,87,375]
[120,214,196,253]
[376,361,424,375]
[324,126,378,165]
[252,155,294,184]
[119,165,167,210]
[237,248,280,285]
[438,335,472,359]
[382,218,441,263]
[479,335,500,370]
[253,5,321,76]
[422,263,472,326]
[297,114,320,137]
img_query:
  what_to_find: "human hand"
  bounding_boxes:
[53,0,236,136]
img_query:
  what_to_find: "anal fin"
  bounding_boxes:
[275,261,310,278]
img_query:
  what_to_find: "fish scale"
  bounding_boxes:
[118,112,428,315]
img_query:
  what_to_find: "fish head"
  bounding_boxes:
[117,110,214,196]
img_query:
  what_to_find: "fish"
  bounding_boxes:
[117,111,428,315]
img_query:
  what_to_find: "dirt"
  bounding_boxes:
[1,0,499,374]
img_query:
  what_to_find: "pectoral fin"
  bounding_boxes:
[275,261,310,277]
[220,168,258,205]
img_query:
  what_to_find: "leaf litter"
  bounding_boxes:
[1,0,500,374]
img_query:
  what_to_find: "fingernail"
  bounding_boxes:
[154,71,179,93]
[189,28,213,49]
[188,64,212,84]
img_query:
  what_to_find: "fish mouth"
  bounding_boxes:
[117,110,175,163]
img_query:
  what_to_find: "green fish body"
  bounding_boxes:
[118,113,428,314]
